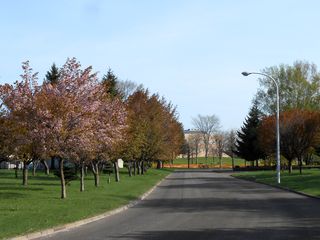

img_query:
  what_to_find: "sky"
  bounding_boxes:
[1,0,320,130]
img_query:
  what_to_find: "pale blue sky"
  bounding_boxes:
[1,0,320,130]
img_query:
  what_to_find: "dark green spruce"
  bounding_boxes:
[44,63,60,85]
[235,103,265,166]
[102,68,120,98]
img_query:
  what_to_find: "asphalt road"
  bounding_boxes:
[38,169,320,240]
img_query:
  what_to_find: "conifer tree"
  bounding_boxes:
[235,103,265,165]
[44,63,60,85]
[102,68,120,98]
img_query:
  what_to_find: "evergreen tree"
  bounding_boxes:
[54,163,78,185]
[102,68,120,98]
[44,63,60,85]
[235,103,265,164]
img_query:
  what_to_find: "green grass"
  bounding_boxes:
[233,169,320,197]
[173,157,246,166]
[0,168,172,239]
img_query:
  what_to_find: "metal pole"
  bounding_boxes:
[275,82,280,184]
[241,72,280,184]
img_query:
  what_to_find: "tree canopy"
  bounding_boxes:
[255,61,320,114]
[121,90,184,168]
[259,109,320,173]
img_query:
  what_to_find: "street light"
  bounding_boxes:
[241,71,281,184]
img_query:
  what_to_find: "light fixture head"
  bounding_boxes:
[241,72,251,76]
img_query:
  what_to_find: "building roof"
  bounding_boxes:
[184,129,203,134]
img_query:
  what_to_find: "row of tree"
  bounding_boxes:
[0,58,184,198]
[236,61,320,173]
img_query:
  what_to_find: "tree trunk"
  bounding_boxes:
[41,160,50,175]
[128,161,132,177]
[288,159,292,174]
[231,156,235,170]
[91,163,100,187]
[128,166,132,177]
[50,156,55,170]
[144,161,149,173]
[195,151,198,164]
[137,161,141,175]
[108,173,111,184]
[256,159,259,167]
[94,172,100,187]
[15,161,19,178]
[80,161,85,192]
[298,157,302,174]
[187,147,190,169]
[114,161,120,182]
[22,161,29,186]
[205,147,208,163]
[133,161,136,176]
[141,161,145,175]
[219,157,222,169]
[59,158,66,199]
[32,160,36,176]
[157,160,162,169]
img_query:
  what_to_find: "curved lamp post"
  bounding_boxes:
[241,72,280,184]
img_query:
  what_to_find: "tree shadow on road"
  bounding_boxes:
[110,227,320,240]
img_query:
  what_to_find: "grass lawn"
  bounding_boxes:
[173,157,246,166]
[233,169,320,197]
[0,168,172,239]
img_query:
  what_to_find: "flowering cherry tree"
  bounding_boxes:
[39,58,127,197]
[0,61,46,185]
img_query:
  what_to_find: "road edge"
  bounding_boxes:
[231,174,320,200]
[9,173,171,240]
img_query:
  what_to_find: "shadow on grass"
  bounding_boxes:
[105,194,136,201]
[0,192,27,199]
[158,168,175,173]
[0,186,43,191]
[31,182,60,186]
[235,170,320,195]
[30,175,58,181]
[0,172,57,182]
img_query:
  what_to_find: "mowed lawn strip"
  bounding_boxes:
[0,168,172,239]
[233,169,320,197]
[173,157,246,166]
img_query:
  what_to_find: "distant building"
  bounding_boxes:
[181,129,207,158]
[181,129,228,159]
[0,160,22,169]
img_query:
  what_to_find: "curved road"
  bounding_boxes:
[38,170,320,240]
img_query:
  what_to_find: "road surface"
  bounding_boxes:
[38,169,320,240]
